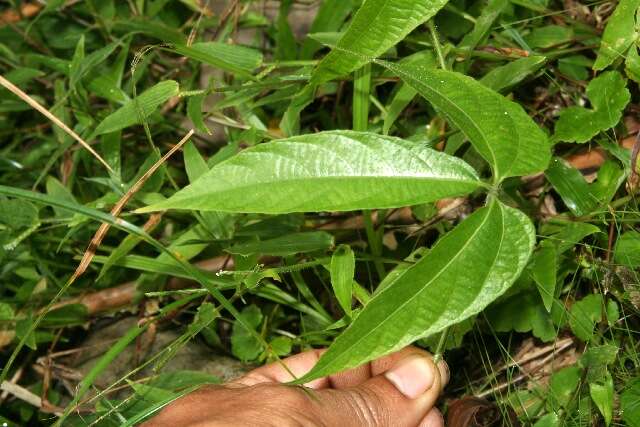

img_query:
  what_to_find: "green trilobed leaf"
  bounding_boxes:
[294,200,535,383]
[554,71,630,143]
[378,61,551,181]
[310,0,450,85]
[593,0,640,71]
[138,131,482,214]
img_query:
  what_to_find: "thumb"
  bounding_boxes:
[313,353,446,426]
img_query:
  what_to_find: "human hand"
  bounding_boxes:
[144,346,449,426]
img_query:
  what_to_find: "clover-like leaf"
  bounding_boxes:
[554,71,630,143]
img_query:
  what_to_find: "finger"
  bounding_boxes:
[312,351,443,426]
[232,349,330,389]
[328,346,449,391]
[327,346,423,389]
[419,408,445,427]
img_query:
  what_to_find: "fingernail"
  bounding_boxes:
[384,355,435,399]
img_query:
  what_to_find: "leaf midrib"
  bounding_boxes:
[172,174,482,203]
[313,203,497,374]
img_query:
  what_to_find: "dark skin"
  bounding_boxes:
[144,346,448,427]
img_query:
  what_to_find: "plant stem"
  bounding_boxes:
[363,210,386,280]
[427,21,447,70]
[433,327,450,364]
[353,63,371,131]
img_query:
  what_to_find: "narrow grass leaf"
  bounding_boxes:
[173,42,262,77]
[330,245,355,316]
[93,80,179,136]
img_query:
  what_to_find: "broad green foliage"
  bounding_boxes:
[295,201,535,382]
[548,366,581,410]
[488,291,557,342]
[589,372,613,426]
[621,378,640,427]
[2,0,639,424]
[569,294,618,341]
[281,0,451,135]
[379,61,551,180]
[0,199,38,230]
[92,80,179,136]
[593,0,640,71]
[554,71,630,143]
[310,0,449,84]
[139,131,482,213]
[614,231,640,267]
[231,305,264,362]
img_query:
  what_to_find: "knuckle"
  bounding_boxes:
[342,388,389,426]
[257,384,320,427]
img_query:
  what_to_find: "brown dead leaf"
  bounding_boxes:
[0,3,41,25]
[447,397,520,427]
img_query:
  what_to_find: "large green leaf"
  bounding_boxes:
[138,131,482,214]
[379,60,551,180]
[593,0,640,71]
[554,71,630,143]
[295,200,535,382]
[92,80,179,136]
[310,0,449,85]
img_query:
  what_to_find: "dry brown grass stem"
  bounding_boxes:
[70,129,195,282]
[0,74,114,174]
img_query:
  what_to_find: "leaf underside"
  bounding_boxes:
[139,131,481,214]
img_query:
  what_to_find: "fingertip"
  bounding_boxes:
[419,408,445,427]
[384,354,436,399]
